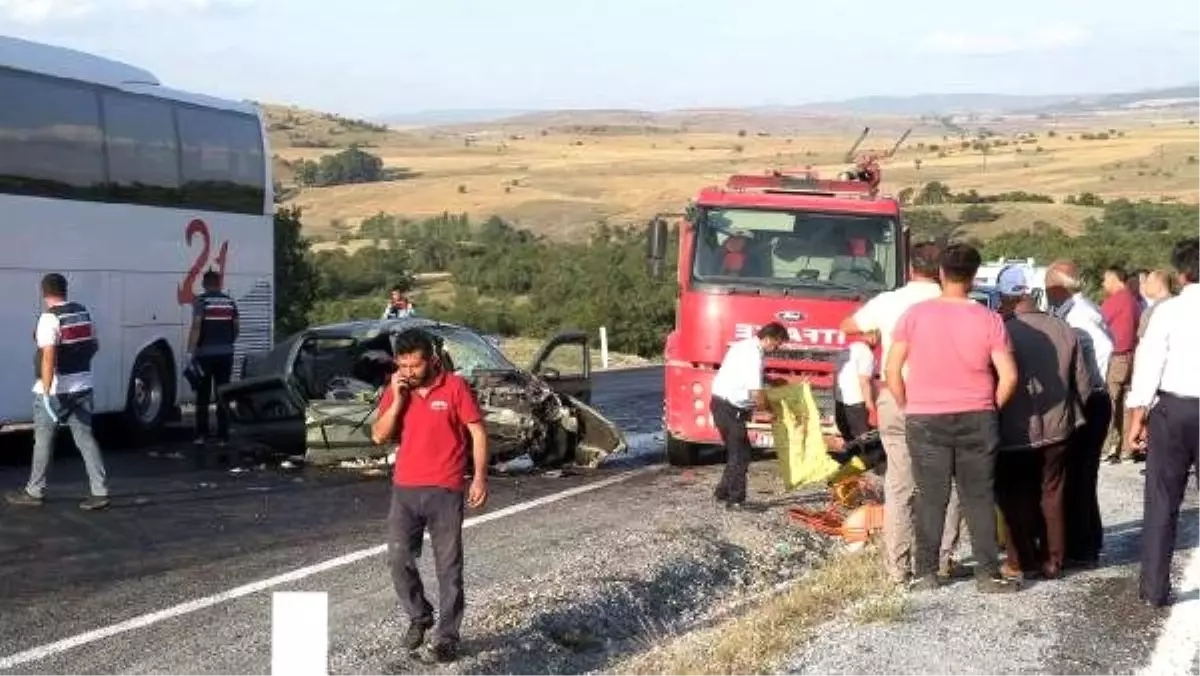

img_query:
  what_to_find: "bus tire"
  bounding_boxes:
[666,435,699,466]
[124,346,175,441]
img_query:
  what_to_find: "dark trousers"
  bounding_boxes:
[906,410,1002,578]
[995,443,1069,572]
[712,397,752,504]
[194,354,234,440]
[1140,392,1199,605]
[387,486,466,643]
[835,402,871,441]
[1064,391,1112,563]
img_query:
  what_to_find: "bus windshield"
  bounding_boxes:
[691,207,900,294]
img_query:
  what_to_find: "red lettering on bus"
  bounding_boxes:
[176,219,231,305]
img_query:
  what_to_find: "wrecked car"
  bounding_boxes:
[217,318,627,469]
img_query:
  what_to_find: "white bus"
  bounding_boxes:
[0,35,274,438]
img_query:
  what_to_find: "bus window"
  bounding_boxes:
[0,69,105,200]
[102,91,181,207]
[176,106,266,215]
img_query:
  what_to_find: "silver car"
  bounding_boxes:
[217,318,627,468]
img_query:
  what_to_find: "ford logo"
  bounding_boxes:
[776,310,805,323]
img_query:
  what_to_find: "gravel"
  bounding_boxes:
[784,462,1200,675]
[326,462,833,675]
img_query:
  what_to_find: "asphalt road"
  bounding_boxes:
[3,364,1197,675]
[0,366,670,674]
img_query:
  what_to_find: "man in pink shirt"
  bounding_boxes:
[886,243,1020,593]
[1100,266,1142,462]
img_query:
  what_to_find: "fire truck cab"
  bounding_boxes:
[647,131,911,465]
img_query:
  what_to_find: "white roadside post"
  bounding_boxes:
[272,592,328,676]
[599,326,609,370]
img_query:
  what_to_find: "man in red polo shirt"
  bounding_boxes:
[371,329,488,662]
[1100,266,1142,462]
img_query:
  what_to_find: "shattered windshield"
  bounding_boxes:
[425,326,518,376]
[691,207,899,294]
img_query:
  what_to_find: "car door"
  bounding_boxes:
[217,332,383,463]
[527,329,592,404]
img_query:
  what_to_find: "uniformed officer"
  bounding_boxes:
[6,273,109,510]
[187,269,240,454]
[1125,237,1199,607]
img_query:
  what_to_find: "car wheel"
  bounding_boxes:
[125,347,174,441]
[666,435,699,466]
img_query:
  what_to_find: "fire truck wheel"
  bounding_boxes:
[666,435,699,466]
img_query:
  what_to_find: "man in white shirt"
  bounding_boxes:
[1124,238,1200,607]
[840,241,965,584]
[834,330,877,441]
[5,273,110,511]
[1045,260,1115,567]
[710,322,788,510]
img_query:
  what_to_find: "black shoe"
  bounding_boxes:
[976,573,1021,593]
[80,496,110,511]
[5,490,43,506]
[908,574,940,592]
[724,500,745,511]
[402,620,432,651]
[431,640,458,663]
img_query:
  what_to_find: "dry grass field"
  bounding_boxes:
[266,102,1199,243]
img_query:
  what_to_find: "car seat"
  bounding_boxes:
[829,237,883,285]
[721,235,749,274]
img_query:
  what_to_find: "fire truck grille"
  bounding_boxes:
[763,348,841,364]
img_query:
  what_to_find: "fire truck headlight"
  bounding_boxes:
[695,414,707,428]
[693,399,705,411]
[691,382,703,396]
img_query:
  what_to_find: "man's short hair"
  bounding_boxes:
[40,273,67,298]
[938,243,982,285]
[202,270,222,288]
[392,329,435,359]
[1104,265,1128,283]
[757,322,789,342]
[1171,237,1199,284]
[909,240,942,278]
[1149,268,1177,295]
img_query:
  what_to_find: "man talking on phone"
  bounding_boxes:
[371,329,488,662]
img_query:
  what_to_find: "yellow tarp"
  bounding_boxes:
[766,382,865,490]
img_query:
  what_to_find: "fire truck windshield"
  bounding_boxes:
[691,207,900,295]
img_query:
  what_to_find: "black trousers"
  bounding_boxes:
[387,486,466,643]
[712,396,753,504]
[194,354,234,440]
[906,410,1002,578]
[835,402,871,441]
[995,443,1069,572]
[1140,392,1199,605]
[1064,390,1112,563]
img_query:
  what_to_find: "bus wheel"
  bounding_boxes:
[125,347,174,439]
[666,435,699,466]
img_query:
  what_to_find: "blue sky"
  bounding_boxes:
[2,0,1197,118]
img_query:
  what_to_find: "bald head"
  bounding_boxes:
[1044,259,1082,307]
[1046,260,1081,289]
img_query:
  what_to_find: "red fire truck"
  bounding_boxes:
[646,129,912,465]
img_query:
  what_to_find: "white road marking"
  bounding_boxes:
[271,592,328,676]
[0,466,659,672]
[1141,547,1200,676]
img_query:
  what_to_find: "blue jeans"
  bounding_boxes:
[29,391,109,498]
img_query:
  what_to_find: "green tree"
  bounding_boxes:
[273,205,318,339]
